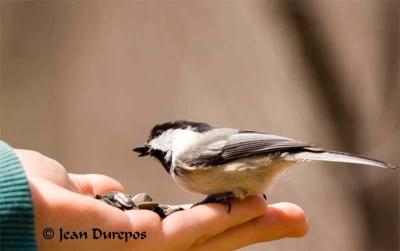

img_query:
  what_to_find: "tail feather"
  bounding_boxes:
[286,150,397,169]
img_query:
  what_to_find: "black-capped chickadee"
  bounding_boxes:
[133,120,397,209]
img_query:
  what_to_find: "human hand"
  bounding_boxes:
[15,149,308,251]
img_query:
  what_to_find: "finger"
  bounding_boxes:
[193,202,308,251]
[162,195,267,250]
[69,173,125,194]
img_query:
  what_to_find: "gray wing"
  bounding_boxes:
[183,131,311,167]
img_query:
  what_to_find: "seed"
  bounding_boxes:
[114,192,135,209]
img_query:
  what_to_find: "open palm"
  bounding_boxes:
[16,149,308,251]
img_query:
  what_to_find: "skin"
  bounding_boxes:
[14,149,308,251]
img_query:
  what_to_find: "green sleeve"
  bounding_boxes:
[0,141,38,251]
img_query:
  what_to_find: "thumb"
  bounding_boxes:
[69,173,125,195]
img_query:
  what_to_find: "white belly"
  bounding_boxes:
[172,155,293,198]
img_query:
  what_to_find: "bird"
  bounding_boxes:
[133,120,397,211]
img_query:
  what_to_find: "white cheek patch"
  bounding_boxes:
[148,128,201,161]
[171,129,201,156]
[148,130,174,152]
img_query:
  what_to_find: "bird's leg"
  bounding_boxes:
[191,192,235,213]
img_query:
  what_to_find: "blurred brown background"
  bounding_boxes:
[0,1,399,250]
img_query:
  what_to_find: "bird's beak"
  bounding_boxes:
[133,144,150,157]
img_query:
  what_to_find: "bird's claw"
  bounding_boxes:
[191,192,235,213]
